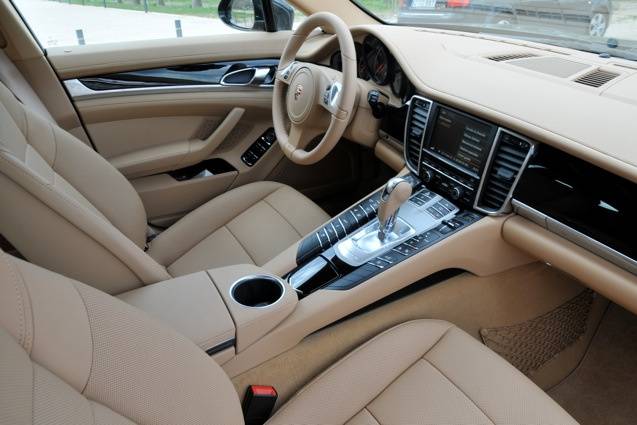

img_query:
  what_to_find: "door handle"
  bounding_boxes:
[220,67,273,87]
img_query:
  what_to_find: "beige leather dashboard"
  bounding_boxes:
[47,25,637,184]
[297,25,637,184]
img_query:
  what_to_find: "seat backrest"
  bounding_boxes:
[0,249,243,425]
[0,81,170,293]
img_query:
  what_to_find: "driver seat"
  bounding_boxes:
[0,80,329,294]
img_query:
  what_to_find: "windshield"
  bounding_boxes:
[352,0,637,61]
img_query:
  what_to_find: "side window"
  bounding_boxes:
[11,0,305,49]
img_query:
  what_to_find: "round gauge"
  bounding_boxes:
[330,51,342,71]
[391,68,409,99]
[354,42,370,81]
[363,35,391,85]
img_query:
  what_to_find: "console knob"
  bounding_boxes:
[422,169,433,183]
[450,186,463,200]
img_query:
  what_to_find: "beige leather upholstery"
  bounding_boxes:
[0,79,328,293]
[0,249,576,425]
[0,250,243,425]
[148,181,328,277]
[268,320,578,425]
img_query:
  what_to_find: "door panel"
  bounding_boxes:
[53,38,285,222]
[70,85,280,223]
[44,31,358,224]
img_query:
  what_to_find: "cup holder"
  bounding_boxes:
[230,275,285,308]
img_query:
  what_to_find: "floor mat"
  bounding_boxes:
[549,304,637,425]
[481,290,594,375]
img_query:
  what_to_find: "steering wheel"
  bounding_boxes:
[273,12,357,165]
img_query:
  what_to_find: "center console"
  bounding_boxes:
[288,94,537,297]
[117,93,539,375]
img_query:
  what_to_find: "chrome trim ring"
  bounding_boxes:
[403,94,434,175]
[229,274,286,309]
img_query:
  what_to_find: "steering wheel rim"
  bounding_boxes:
[273,12,357,165]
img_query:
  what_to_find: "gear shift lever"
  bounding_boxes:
[377,177,412,241]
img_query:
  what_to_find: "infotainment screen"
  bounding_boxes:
[425,107,496,176]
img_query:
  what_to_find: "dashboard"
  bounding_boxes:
[315,25,637,296]
[401,92,637,278]
[329,35,414,102]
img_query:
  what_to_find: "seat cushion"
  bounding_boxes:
[148,181,329,276]
[0,251,243,425]
[267,320,577,425]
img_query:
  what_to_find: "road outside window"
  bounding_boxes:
[12,0,305,48]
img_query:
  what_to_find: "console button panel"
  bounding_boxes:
[296,176,421,265]
[325,210,482,290]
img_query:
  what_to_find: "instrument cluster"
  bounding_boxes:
[329,35,414,101]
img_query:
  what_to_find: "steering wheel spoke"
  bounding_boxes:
[288,123,305,150]
[318,80,344,117]
[275,61,300,85]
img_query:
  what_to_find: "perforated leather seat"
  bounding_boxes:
[0,249,577,425]
[0,81,328,294]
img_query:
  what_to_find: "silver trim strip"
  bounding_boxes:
[403,95,434,175]
[64,78,273,100]
[330,223,339,239]
[473,127,538,216]
[421,149,480,180]
[513,200,637,275]
[337,217,347,235]
[421,162,474,191]
[349,210,360,225]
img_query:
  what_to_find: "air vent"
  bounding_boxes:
[574,69,619,87]
[477,131,534,213]
[488,52,537,62]
[404,96,432,173]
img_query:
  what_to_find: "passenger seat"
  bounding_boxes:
[0,249,577,425]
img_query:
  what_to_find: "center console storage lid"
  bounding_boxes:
[118,272,235,353]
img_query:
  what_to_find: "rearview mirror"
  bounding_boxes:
[218,0,294,31]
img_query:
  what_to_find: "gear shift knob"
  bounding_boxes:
[377,177,412,241]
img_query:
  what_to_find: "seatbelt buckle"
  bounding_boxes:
[242,385,278,425]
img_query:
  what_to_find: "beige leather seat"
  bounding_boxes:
[0,81,329,294]
[0,250,577,425]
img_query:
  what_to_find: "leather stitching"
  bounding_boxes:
[263,194,302,238]
[223,225,257,265]
[1,253,26,347]
[0,153,112,227]
[362,326,454,421]
[423,357,496,425]
[1,253,34,354]
[50,123,59,169]
[0,153,159,284]
[156,182,282,265]
[30,358,35,424]
[274,320,454,422]
[70,281,95,395]
[363,407,382,425]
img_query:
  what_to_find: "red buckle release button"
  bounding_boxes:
[250,385,278,397]
[243,385,278,425]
